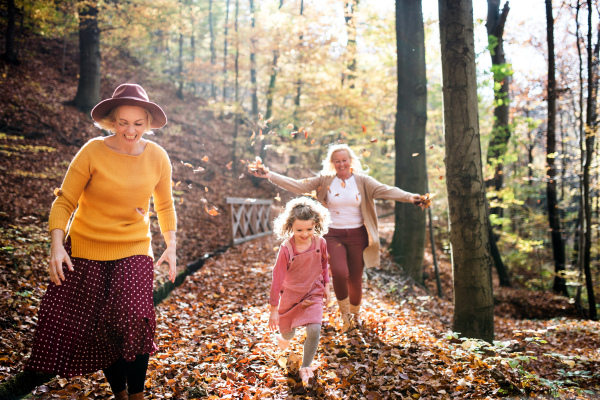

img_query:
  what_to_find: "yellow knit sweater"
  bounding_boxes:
[49,137,177,261]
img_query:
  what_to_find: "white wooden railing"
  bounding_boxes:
[226,197,273,245]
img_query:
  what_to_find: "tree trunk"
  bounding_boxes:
[176,2,184,102]
[232,0,240,172]
[438,0,494,343]
[485,0,510,287]
[209,0,217,99]
[545,0,568,296]
[294,0,304,118]
[4,0,19,64]
[265,1,285,120]
[582,0,598,320]
[343,0,359,88]
[73,0,101,113]
[223,0,231,102]
[250,0,258,116]
[391,0,427,283]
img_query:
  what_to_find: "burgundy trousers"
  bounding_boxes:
[324,225,369,306]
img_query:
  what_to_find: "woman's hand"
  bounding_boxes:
[157,230,177,283]
[250,168,271,179]
[49,229,73,285]
[268,308,279,331]
[324,285,331,307]
[155,247,177,283]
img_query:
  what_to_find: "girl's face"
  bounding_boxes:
[291,219,315,245]
[331,150,352,179]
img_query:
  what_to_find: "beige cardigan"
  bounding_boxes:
[269,172,415,268]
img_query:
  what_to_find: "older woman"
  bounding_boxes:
[252,144,421,332]
[25,84,177,400]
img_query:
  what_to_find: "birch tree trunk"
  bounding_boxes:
[438,0,494,342]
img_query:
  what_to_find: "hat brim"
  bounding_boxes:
[91,97,167,129]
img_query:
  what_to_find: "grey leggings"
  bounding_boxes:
[282,323,321,368]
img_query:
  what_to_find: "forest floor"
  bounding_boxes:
[1,37,599,399]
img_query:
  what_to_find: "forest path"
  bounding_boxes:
[13,222,600,399]
[27,234,504,400]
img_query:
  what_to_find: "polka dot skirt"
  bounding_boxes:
[25,238,158,378]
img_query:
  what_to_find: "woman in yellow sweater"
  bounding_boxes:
[25,84,177,400]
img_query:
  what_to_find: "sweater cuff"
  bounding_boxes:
[158,216,177,233]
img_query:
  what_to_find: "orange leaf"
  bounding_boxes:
[439,175,444,180]
[205,187,209,192]
[311,139,316,144]
[286,123,294,129]
[361,150,371,157]
[226,161,233,170]
[175,181,181,187]
[202,156,209,162]
[250,131,256,139]
[361,124,367,133]
[183,162,193,168]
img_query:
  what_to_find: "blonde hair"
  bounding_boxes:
[320,143,369,176]
[272,197,331,240]
[95,106,154,134]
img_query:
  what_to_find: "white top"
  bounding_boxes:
[326,176,364,229]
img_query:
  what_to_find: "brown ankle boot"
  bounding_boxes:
[113,390,128,400]
[128,392,144,400]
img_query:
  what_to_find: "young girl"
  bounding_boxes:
[268,196,331,385]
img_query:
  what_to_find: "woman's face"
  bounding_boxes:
[331,150,352,179]
[291,219,315,245]
[112,105,148,147]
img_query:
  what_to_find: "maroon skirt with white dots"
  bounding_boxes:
[25,238,158,378]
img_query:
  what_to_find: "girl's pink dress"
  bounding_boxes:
[270,237,329,334]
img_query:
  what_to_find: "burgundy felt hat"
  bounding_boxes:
[91,83,167,129]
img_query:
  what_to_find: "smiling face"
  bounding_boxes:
[291,219,315,246]
[331,149,352,180]
[111,105,149,147]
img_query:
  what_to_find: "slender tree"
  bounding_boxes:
[176,1,184,100]
[250,0,258,116]
[232,0,240,172]
[582,0,598,319]
[545,0,568,296]
[293,0,305,119]
[485,0,511,287]
[73,0,101,113]
[223,0,231,102]
[265,0,285,120]
[342,0,360,88]
[438,0,494,342]
[209,0,217,99]
[390,0,427,283]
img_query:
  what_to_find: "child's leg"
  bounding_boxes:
[277,328,295,350]
[301,323,321,368]
[281,329,296,341]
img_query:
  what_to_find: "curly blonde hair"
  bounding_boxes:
[272,196,331,240]
[320,143,369,176]
[94,106,154,134]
